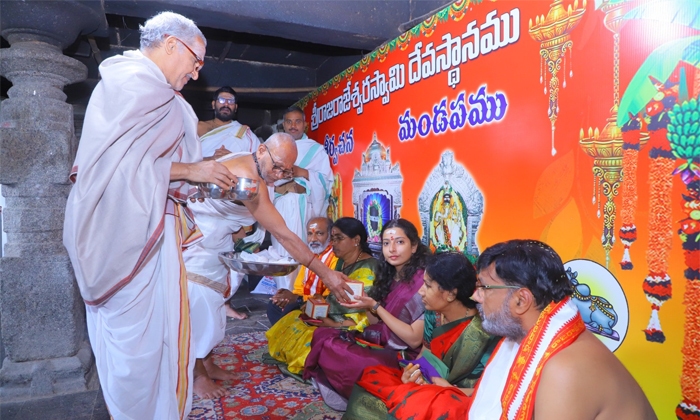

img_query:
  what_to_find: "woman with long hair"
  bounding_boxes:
[345,251,500,419]
[303,218,430,410]
[266,217,378,375]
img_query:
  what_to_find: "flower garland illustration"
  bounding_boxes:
[670,95,700,420]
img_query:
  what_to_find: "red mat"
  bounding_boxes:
[188,331,341,420]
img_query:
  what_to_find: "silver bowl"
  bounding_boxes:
[196,177,259,201]
[219,251,299,276]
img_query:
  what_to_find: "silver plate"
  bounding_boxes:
[219,251,299,276]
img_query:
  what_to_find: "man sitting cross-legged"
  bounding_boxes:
[183,133,353,399]
[266,216,337,326]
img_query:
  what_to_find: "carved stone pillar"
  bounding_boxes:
[0,0,105,402]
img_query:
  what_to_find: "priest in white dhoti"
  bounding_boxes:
[268,106,334,290]
[63,12,238,420]
[183,134,353,400]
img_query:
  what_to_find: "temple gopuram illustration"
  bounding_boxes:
[352,133,403,254]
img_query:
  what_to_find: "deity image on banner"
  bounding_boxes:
[418,150,483,256]
[564,259,629,352]
[327,173,342,221]
[352,133,403,255]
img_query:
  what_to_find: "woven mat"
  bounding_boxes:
[188,331,342,420]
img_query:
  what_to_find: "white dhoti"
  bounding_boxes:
[270,136,333,289]
[87,208,195,420]
[184,184,258,357]
[64,50,201,420]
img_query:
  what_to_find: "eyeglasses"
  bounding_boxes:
[330,234,348,243]
[169,35,204,71]
[475,283,521,291]
[475,278,521,291]
[217,97,236,105]
[265,145,294,178]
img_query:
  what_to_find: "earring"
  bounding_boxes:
[354,243,358,247]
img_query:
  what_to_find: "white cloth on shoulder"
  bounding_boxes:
[64,50,199,420]
[199,120,260,158]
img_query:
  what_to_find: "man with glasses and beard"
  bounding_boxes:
[266,216,337,326]
[468,239,656,420]
[197,86,261,159]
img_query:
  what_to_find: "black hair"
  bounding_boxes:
[283,106,305,121]
[213,86,237,103]
[476,239,572,309]
[332,217,372,255]
[425,252,477,309]
[368,219,431,303]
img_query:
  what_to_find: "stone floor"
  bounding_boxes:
[0,279,271,420]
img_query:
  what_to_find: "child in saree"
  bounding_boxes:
[344,251,500,420]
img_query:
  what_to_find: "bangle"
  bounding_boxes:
[369,301,381,316]
[306,254,317,267]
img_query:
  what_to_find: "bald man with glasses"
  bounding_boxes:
[266,105,334,291]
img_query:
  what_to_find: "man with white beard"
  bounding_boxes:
[266,216,337,326]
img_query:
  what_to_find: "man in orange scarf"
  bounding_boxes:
[470,239,656,420]
[267,216,337,326]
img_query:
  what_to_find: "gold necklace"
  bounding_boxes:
[354,251,363,265]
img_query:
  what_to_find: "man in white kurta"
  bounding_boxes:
[269,106,334,289]
[63,12,237,420]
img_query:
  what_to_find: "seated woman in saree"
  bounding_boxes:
[265,217,378,376]
[344,251,501,420]
[303,218,430,411]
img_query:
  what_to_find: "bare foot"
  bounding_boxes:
[193,374,229,399]
[226,306,248,319]
[204,357,236,381]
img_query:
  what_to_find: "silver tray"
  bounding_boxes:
[219,251,299,276]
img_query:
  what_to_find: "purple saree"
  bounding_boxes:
[303,270,425,409]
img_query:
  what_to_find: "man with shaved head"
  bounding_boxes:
[183,133,352,399]
[267,106,334,291]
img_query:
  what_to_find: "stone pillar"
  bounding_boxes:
[0,1,106,402]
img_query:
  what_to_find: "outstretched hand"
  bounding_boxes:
[322,271,355,303]
[340,295,376,310]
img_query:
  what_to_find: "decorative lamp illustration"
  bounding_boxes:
[580,108,624,269]
[579,0,637,269]
[529,0,586,156]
